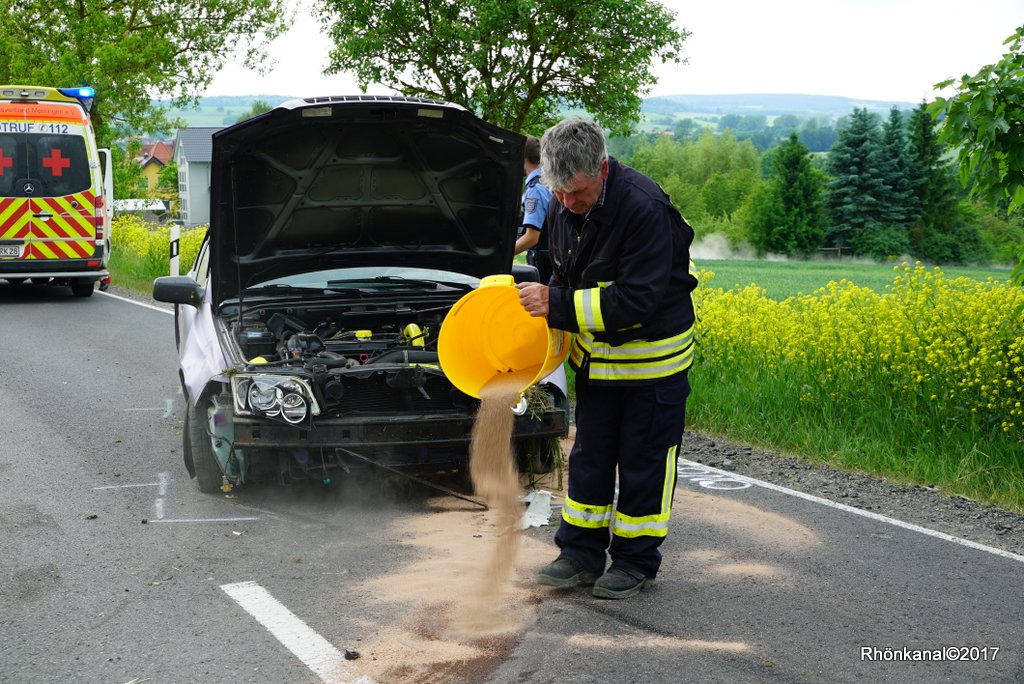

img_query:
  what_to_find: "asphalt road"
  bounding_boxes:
[2,282,1022,684]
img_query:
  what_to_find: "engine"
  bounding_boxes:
[234,310,442,369]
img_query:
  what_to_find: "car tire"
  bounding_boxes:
[71,280,94,297]
[185,400,224,494]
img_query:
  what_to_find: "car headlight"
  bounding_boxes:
[231,375,320,422]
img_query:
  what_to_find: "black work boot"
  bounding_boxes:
[592,567,651,599]
[537,555,599,588]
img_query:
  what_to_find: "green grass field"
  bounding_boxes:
[698,258,1013,299]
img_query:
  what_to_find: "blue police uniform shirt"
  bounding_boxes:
[522,168,552,250]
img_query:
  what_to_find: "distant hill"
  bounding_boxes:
[642,93,919,119]
[156,93,920,131]
[154,95,294,129]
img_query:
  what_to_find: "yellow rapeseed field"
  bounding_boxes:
[694,262,1024,442]
[112,215,206,277]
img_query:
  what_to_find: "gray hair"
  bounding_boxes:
[540,117,608,191]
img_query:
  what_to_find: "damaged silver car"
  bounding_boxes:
[153,96,568,493]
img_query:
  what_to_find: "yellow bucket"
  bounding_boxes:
[438,274,571,398]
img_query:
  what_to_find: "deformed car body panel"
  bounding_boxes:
[179,285,229,404]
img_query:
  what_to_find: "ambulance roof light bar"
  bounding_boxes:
[57,87,96,112]
[0,86,96,112]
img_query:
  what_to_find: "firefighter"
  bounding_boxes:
[517,117,697,599]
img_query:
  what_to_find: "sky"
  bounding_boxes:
[204,0,1022,105]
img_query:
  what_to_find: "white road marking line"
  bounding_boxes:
[154,472,169,519]
[97,289,173,315]
[94,482,162,490]
[121,400,175,416]
[679,459,1024,565]
[220,581,376,684]
[148,517,260,523]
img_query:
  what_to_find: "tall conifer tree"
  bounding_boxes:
[750,133,826,256]
[826,108,886,251]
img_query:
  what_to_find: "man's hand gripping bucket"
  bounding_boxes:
[438,275,570,401]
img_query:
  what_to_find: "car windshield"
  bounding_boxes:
[252,266,480,291]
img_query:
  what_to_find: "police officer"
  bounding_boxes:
[513,136,554,284]
[517,118,697,599]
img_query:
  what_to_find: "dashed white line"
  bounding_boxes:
[93,482,163,490]
[679,459,1024,565]
[148,517,260,523]
[221,581,376,684]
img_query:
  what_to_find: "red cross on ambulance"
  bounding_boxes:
[42,148,70,176]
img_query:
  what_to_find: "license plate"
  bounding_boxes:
[0,244,23,258]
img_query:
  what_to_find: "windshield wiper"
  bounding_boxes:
[326,276,473,291]
[243,283,327,294]
[243,283,364,297]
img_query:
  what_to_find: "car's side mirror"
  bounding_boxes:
[511,263,540,284]
[153,275,204,308]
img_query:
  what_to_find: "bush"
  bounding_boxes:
[110,215,206,285]
[850,224,910,260]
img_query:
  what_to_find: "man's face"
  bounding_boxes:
[552,159,608,214]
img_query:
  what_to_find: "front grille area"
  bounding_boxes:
[322,372,476,417]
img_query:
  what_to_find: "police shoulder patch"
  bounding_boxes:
[525,198,538,214]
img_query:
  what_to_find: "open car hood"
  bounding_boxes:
[208,96,525,305]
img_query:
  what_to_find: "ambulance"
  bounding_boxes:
[0,85,113,297]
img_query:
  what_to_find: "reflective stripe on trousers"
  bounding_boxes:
[555,369,690,578]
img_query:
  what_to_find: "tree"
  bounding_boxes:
[155,160,180,214]
[673,118,700,140]
[0,0,288,143]
[112,140,151,200]
[235,99,275,123]
[826,108,900,255]
[316,0,687,134]
[627,130,763,246]
[800,117,837,153]
[876,106,916,227]
[905,102,967,260]
[748,133,827,256]
[930,26,1024,279]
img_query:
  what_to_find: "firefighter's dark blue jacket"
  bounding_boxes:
[547,158,697,385]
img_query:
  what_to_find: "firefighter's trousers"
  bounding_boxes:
[555,369,690,578]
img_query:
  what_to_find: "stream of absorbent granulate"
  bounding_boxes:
[453,374,527,634]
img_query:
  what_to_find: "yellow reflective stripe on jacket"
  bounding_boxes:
[561,496,613,529]
[592,328,693,361]
[570,326,694,381]
[573,287,605,333]
[612,445,678,538]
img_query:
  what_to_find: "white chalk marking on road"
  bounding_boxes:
[220,581,376,684]
[94,482,162,490]
[157,471,169,496]
[678,459,1024,565]
[154,497,165,520]
[163,398,174,418]
[148,517,260,523]
[96,289,173,315]
[677,462,752,490]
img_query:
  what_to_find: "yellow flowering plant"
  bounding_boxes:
[692,261,1024,509]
